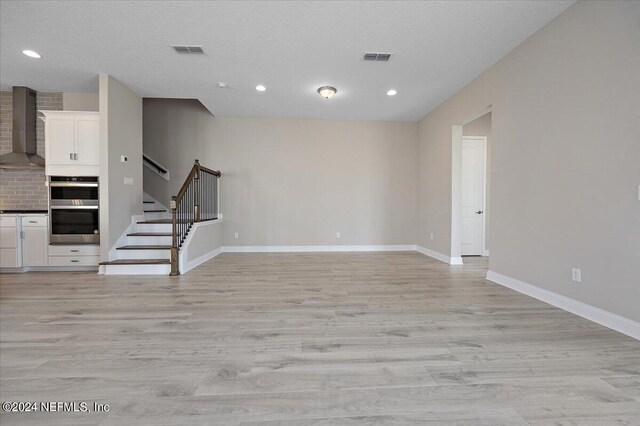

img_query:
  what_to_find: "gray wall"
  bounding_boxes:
[204,118,418,247]
[99,75,143,260]
[143,103,419,247]
[417,1,640,321]
[142,98,208,206]
[0,91,62,210]
[463,112,492,250]
[62,92,98,111]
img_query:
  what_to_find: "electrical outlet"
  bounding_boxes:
[571,268,581,282]
[234,232,239,239]
[336,232,341,239]
[430,233,434,240]
[123,177,133,186]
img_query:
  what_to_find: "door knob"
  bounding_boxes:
[475,210,483,214]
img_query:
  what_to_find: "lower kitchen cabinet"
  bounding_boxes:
[48,255,100,266]
[0,248,19,268]
[0,216,20,268]
[21,216,48,267]
[48,244,100,266]
[0,214,100,271]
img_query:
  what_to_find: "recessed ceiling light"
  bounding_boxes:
[256,85,266,92]
[22,50,41,59]
[317,86,337,99]
[387,89,397,96]
[217,82,227,88]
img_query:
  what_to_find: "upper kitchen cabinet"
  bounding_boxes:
[41,111,100,176]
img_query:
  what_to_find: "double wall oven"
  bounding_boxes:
[49,176,99,244]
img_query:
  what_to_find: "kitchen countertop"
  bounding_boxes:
[0,210,48,214]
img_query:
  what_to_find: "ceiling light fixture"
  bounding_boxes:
[317,86,337,99]
[22,50,41,59]
[217,82,227,88]
[387,89,397,96]
[255,85,266,92]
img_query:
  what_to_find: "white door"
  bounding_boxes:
[461,137,486,255]
[75,117,100,166]
[47,116,76,165]
[22,227,48,266]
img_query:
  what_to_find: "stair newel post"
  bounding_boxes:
[170,195,180,276]
[194,159,201,222]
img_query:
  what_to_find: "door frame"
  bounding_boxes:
[451,106,491,264]
[461,136,488,256]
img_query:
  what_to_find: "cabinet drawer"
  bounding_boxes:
[21,216,48,227]
[48,255,99,266]
[0,248,19,268]
[0,216,17,227]
[48,245,100,256]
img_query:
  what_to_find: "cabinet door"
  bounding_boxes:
[47,116,76,165]
[22,227,48,266]
[0,226,17,249]
[75,117,100,166]
[0,248,19,268]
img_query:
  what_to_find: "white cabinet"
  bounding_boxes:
[41,111,100,176]
[48,244,100,266]
[75,117,100,166]
[47,115,76,165]
[0,216,20,268]
[21,216,48,267]
[0,214,99,271]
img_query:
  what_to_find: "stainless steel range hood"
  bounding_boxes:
[0,86,45,169]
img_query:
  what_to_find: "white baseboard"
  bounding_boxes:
[415,245,463,265]
[450,256,464,265]
[486,270,640,341]
[222,245,416,253]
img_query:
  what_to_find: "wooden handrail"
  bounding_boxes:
[143,154,168,174]
[170,159,221,276]
[174,164,198,203]
[199,165,221,177]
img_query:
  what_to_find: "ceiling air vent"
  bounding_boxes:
[171,45,204,54]
[363,52,392,62]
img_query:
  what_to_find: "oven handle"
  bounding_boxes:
[50,205,99,210]
[49,182,99,187]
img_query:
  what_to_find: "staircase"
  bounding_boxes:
[100,199,173,275]
[101,160,220,276]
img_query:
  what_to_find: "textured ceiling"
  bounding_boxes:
[0,1,574,121]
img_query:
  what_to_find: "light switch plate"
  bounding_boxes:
[124,177,133,186]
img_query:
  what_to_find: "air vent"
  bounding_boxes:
[363,52,392,62]
[171,45,204,54]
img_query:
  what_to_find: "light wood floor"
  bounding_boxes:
[1,252,639,425]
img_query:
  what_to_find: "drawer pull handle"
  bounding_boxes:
[70,250,79,253]
[29,220,38,223]
[70,260,79,263]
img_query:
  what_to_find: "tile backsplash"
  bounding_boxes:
[0,91,63,210]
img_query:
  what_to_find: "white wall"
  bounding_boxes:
[99,75,143,260]
[417,1,640,321]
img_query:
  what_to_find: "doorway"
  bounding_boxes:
[460,136,487,256]
[451,110,492,263]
